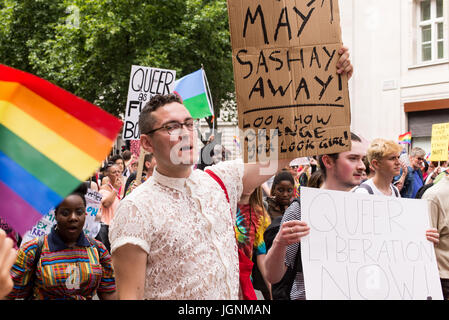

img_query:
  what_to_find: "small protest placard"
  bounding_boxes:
[300,187,443,300]
[21,209,56,245]
[430,123,449,162]
[83,189,102,238]
[122,65,176,140]
[227,0,351,162]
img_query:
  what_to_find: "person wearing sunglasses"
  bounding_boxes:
[393,147,426,199]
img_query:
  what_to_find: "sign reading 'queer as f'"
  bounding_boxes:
[227,0,351,162]
[123,65,176,140]
[300,187,443,300]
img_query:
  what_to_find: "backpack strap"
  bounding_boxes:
[205,169,258,300]
[356,183,374,194]
[358,183,400,197]
[26,235,45,300]
[34,235,45,266]
[86,235,99,250]
[392,185,399,197]
[205,169,230,203]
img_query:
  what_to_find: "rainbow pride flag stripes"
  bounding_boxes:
[0,64,122,235]
[398,131,412,145]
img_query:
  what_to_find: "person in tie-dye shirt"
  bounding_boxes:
[235,186,271,299]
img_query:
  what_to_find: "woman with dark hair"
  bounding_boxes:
[266,171,295,220]
[307,169,324,188]
[263,171,295,299]
[6,184,116,300]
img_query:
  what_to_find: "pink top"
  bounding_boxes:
[99,188,120,225]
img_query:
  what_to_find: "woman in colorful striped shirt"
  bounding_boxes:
[6,184,116,300]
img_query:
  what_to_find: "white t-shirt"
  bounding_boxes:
[352,178,401,197]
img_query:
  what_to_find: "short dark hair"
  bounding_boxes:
[55,182,88,213]
[139,93,183,135]
[143,153,154,172]
[307,169,324,188]
[363,157,371,176]
[318,132,362,179]
[110,154,124,164]
[144,153,154,164]
[121,150,132,161]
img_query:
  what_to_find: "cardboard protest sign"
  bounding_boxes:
[227,0,351,162]
[21,189,103,245]
[430,123,449,162]
[300,187,443,300]
[123,65,176,140]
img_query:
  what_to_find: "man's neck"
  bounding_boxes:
[372,174,393,193]
[320,179,353,192]
[155,164,192,179]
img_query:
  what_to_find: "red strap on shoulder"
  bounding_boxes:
[205,169,230,204]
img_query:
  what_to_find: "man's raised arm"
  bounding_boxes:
[242,159,291,195]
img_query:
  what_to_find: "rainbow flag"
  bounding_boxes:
[233,135,240,149]
[0,64,122,235]
[174,69,214,119]
[398,132,412,145]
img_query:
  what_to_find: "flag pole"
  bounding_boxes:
[201,64,215,133]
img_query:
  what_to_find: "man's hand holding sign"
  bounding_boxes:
[227,0,353,165]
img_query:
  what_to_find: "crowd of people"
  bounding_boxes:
[0,45,448,301]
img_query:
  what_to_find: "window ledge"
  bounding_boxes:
[408,59,449,69]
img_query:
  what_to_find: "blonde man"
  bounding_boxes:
[354,138,439,246]
[354,138,402,197]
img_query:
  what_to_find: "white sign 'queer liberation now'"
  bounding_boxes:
[300,187,443,300]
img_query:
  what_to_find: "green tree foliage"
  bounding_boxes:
[0,0,235,123]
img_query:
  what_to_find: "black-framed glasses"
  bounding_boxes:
[145,119,199,136]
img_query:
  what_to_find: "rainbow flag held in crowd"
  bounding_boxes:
[0,64,123,235]
[398,131,412,145]
[174,69,214,119]
[233,135,240,149]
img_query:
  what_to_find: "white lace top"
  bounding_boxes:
[109,160,244,300]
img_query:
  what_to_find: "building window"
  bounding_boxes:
[417,0,445,62]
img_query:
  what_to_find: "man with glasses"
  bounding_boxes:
[394,147,426,198]
[108,93,292,299]
[110,47,353,299]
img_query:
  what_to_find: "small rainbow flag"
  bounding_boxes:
[0,64,122,235]
[233,135,240,149]
[398,132,412,145]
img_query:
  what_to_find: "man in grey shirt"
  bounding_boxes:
[264,132,367,299]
